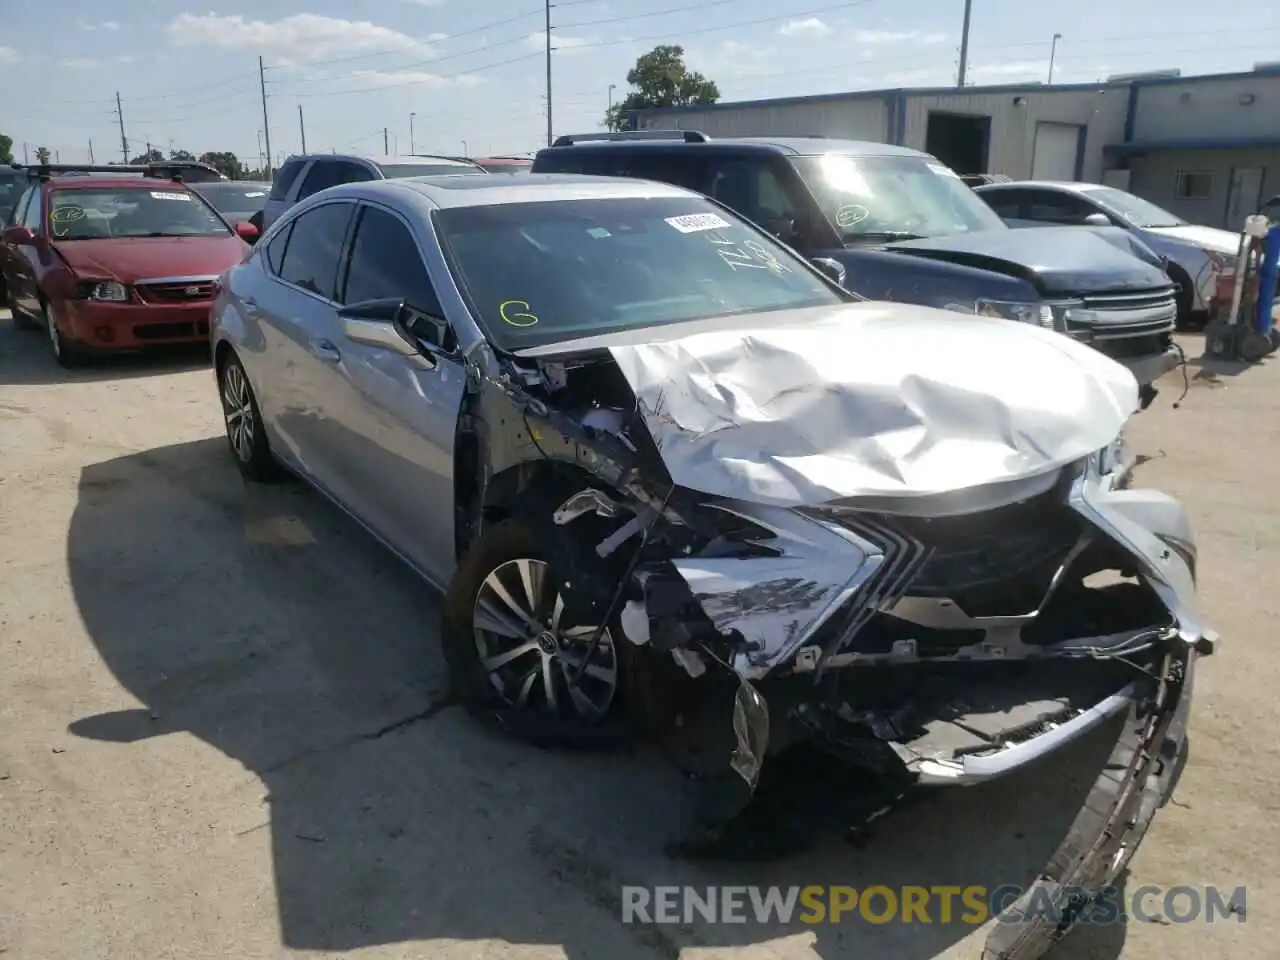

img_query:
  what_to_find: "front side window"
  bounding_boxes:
[270,160,306,201]
[1022,190,1100,225]
[0,174,29,224]
[276,202,354,299]
[296,161,354,200]
[45,187,231,240]
[7,184,34,227]
[792,154,1007,242]
[436,195,846,350]
[21,190,42,232]
[341,205,442,314]
[1080,185,1187,228]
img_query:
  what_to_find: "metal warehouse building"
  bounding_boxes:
[630,65,1280,228]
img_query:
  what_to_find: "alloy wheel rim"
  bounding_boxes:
[221,365,255,463]
[471,557,619,722]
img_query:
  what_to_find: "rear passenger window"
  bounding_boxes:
[277,202,354,299]
[340,205,442,316]
[297,160,372,200]
[265,221,293,274]
[269,159,306,201]
[980,192,1023,219]
[615,153,706,192]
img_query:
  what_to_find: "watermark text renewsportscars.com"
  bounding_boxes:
[621,884,1247,927]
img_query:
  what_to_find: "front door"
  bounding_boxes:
[306,202,466,586]
[1225,166,1265,228]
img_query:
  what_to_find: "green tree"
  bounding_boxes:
[35,146,51,164]
[129,148,165,164]
[604,45,720,132]
[0,134,13,164]
[198,151,244,179]
[169,149,196,161]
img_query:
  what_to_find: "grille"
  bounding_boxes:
[135,280,217,304]
[1065,288,1177,341]
[133,320,209,340]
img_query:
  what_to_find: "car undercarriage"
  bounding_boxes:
[436,310,1214,960]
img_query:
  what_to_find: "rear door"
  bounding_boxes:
[305,201,466,584]
[2,185,36,305]
[9,187,46,314]
[248,199,356,478]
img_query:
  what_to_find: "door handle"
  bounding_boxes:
[308,339,341,363]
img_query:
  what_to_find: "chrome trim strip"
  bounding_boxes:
[134,274,219,286]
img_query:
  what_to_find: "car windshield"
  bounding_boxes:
[196,183,269,218]
[377,163,487,178]
[792,154,1008,241]
[435,196,846,350]
[47,187,232,240]
[0,172,27,221]
[1079,186,1186,228]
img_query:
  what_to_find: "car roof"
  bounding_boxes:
[317,173,698,210]
[287,153,479,167]
[542,136,927,158]
[976,180,1102,193]
[193,180,270,189]
[44,177,197,191]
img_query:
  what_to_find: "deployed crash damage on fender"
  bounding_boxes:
[451,301,1213,959]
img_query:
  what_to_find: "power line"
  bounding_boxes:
[286,51,545,98]
[559,0,741,29]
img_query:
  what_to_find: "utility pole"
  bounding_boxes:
[409,113,416,154]
[384,128,389,153]
[55,150,61,163]
[1048,32,1062,84]
[88,139,95,163]
[298,104,307,153]
[957,0,973,87]
[544,0,553,145]
[146,141,152,159]
[22,142,28,164]
[115,92,128,163]
[258,56,274,181]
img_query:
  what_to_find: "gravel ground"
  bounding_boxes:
[0,311,1275,960]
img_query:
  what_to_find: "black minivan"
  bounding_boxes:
[533,132,1181,399]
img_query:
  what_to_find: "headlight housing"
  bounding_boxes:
[75,280,130,302]
[948,298,1057,330]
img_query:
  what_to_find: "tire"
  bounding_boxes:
[6,286,40,331]
[217,351,281,481]
[441,519,631,748]
[42,298,86,367]
[1168,264,1200,331]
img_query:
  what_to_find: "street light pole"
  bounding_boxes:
[462,139,468,156]
[409,112,416,154]
[608,83,616,128]
[544,0,553,146]
[1048,33,1063,84]
[957,0,973,86]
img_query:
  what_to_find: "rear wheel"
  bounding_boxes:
[217,351,280,481]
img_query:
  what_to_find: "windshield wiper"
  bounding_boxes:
[846,231,927,242]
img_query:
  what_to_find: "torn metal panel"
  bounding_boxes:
[606,302,1139,508]
[667,500,885,676]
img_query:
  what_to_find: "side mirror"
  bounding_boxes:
[1083,212,1112,227]
[811,257,847,287]
[2,225,36,246]
[338,297,451,357]
[234,221,259,242]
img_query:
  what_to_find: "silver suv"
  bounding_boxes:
[259,153,486,232]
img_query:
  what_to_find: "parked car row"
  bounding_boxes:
[207,170,1211,959]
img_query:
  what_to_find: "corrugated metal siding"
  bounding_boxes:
[1127,147,1280,228]
[902,89,1128,181]
[636,96,889,141]
[1131,75,1280,140]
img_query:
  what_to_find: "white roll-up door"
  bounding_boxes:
[1031,122,1082,181]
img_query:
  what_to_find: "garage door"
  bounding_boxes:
[1032,122,1082,181]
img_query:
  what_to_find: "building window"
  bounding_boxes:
[1174,171,1213,200]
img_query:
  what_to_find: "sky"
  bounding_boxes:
[1,0,1277,167]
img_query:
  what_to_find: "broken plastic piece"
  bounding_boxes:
[553,488,620,526]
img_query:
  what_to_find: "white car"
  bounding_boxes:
[975,180,1241,326]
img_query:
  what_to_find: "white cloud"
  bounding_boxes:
[165,13,443,62]
[0,45,19,64]
[850,29,947,45]
[307,68,482,91]
[524,31,596,52]
[398,0,444,5]
[77,18,122,31]
[61,57,104,69]
[117,54,136,64]
[779,18,830,37]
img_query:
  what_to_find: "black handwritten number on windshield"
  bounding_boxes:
[499,299,538,327]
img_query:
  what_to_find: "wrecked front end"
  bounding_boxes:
[459,307,1213,960]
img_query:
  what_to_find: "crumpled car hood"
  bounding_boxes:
[606,302,1138,508]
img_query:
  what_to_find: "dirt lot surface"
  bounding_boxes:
[1,311,1275,960]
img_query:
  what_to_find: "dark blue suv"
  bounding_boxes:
[532,132,1180,397]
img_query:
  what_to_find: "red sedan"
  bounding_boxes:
[1,174,257,367]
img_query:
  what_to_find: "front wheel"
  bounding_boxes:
[440,520,630,747]
[42,299,86,367]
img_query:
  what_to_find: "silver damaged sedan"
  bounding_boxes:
[210,174,1215,959]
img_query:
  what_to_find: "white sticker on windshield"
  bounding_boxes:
[927,162,960,179]
[244,191,266,198]
[150,191,192,201]
[666,213,732,233]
